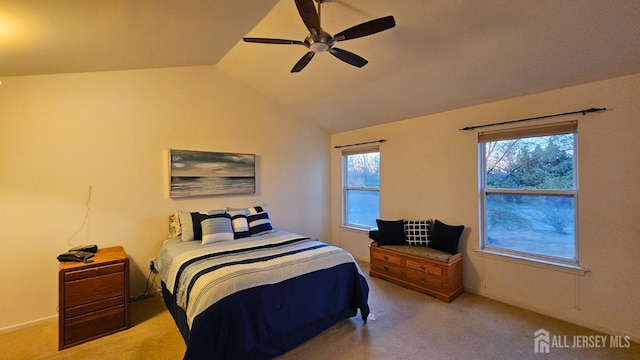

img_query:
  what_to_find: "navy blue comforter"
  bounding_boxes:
[157,232,369,359]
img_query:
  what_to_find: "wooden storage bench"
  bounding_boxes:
[369,242,463,302]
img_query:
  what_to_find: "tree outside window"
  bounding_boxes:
[480,123,578,263]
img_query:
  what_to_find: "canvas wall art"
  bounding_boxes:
[170,149,256,197]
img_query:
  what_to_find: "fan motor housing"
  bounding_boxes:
[306,30,333,52]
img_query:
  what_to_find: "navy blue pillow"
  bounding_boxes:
[375,219,406,246]
[428,219,464,254]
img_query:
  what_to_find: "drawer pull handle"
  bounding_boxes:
[384,266,389,272]
[421,278,426,283]
[383,256,389,261]
[420,266,427,271]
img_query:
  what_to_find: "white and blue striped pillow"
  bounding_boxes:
[247,204,268,215]
[178,211,208,241]
[201,213,234,244]
[248,211,273,236]
[227,209,250,239]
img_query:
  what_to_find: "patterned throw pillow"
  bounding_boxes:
[404,219,432,246]
[227,209,250,239]
[201,213,234,244]
[168,213,182,239]
[248,211,274,236]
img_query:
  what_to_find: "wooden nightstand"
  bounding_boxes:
[58,246,130,350]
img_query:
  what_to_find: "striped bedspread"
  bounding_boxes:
[155,230,365,328]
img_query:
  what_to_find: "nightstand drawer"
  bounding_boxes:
[66,295,125,318]
[65,305,126,345]
[65,272,125,308]
[65,263,125,282]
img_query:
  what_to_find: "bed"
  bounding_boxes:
[155,229,370,360]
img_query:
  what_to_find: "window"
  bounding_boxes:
[479,121,578,264]
[343,147,380,229]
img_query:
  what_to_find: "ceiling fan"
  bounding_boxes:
[243,0,396,72]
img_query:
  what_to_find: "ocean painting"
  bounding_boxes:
[170,150,255,197]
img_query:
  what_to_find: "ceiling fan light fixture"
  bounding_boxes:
[309,41,329,52]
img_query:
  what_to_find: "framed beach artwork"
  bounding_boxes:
[170,149,256,198]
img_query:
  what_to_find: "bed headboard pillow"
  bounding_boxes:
[178,211,208,241]
[227,209,251,239]
[246,204,268,215]
[228,204,269,215]
[248,211,274,236]
[168,213,182,239]
[201,213,234,244]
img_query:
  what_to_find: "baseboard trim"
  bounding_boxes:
[0,314,57,335]
[465,287,639,342]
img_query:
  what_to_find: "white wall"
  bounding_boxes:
[0,66,330,330]
[330,73,640,340]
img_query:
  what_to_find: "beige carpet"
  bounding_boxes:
[1,262,638,360]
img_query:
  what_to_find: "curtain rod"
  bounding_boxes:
[334,139,387,149]
[459,107,606,131]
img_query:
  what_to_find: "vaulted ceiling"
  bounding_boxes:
[2,0,639,132]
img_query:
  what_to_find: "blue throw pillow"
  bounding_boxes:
[375,219,406,246]
[428,219,464,254]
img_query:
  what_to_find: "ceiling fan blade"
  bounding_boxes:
[295,0,320,35]
[291,51,315,73]
[329,48,368,68]
[333,16,396,41]
[243,37,307,47]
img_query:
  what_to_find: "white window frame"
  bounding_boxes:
[478,121,580,266]
[342,146,380,230]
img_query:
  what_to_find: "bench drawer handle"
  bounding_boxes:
[384,266,390,272]
[383,256,389,261]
